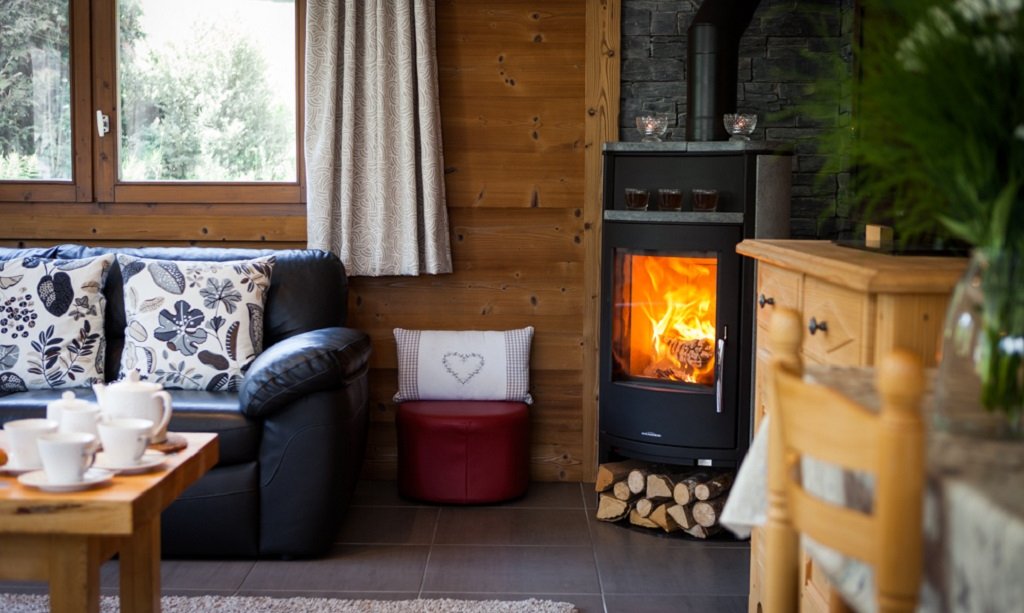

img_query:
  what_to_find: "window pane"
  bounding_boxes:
[118,0,296,182]
[0,0,72,181]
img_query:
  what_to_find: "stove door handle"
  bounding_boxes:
[715,336,726,414]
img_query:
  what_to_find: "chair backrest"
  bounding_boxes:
[763,308,925,613]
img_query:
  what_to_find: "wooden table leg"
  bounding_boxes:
[119,516,162,613]
[48,536,101,613]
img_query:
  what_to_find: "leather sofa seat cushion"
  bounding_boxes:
[165,391,260,466]
[0,389,90,414]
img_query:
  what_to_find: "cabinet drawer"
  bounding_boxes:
[756,265,802,331]
[801,277,867,366]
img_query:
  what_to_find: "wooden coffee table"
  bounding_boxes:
[0,432,218,613]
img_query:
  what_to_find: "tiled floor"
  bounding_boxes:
[0,480,750,612]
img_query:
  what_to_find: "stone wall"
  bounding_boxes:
[620,0,856,238]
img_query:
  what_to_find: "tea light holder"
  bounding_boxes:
[635,114,669,142]
[723,113,757,141]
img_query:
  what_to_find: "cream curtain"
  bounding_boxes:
[305,0,452,276]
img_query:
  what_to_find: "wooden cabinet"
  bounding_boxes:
[737,239,966,613]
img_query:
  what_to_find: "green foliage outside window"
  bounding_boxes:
[0,0,71,180]
[0,0,294,183]
[119,0,293,182]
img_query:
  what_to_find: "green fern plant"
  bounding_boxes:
[841,0,1024,250]
[824,0,1024,424]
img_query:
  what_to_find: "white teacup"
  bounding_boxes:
[98,418,153,467]
[37,432,98,485]
[59,403,102,437]
[3,418,59,470]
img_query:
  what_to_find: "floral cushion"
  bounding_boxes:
[117,254,275,391]
[0,254,114,391]
[392,327,534,404]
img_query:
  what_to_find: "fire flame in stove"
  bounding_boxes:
[623,254,717,385]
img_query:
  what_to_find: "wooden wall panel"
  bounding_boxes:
[582,0,620,481]
[349,0,591,482]
[438,0,586,214]
[0,203,306,243]
[0,0,619,484]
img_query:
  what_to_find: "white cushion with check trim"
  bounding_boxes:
[393,327,534,404]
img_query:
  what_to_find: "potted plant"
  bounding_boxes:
[835,0,1023,436]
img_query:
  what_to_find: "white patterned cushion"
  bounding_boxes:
[393,327,534,404]
[117,254,275,391]
[0,254,114,391]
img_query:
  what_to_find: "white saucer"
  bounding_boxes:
[0,461,43,476]
[18,468,114,492]
[95,451,166,474]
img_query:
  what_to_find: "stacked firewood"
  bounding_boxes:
[594,460,735,539]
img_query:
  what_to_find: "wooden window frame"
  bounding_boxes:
[0,0,94,203]
[0,0,306,208]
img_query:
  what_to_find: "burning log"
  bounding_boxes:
[665,336,714,370]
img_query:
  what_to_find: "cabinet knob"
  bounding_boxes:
[758,294,775,309]
[808,317,828,335]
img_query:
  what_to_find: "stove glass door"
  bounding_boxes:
[611,250,718,388]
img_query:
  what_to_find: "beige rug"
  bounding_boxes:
[0,594,578,612]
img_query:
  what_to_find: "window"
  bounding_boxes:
[0,0,72,182]
[0,0,304,205]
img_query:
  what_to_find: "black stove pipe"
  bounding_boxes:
[686,0,762,141]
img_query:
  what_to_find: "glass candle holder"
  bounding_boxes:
[691,188,719,211]
[635,115,669,142]
[723,113,757,141]
[624,188,650,210]
[657,188,684,211]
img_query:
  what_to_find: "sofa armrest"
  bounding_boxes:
[239,327,371,418]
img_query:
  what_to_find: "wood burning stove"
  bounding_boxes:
[599,142,791,467]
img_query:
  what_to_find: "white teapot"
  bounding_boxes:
[92,370,173,443]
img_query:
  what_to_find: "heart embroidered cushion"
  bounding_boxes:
[116,254,275,391]
[0,254,115,391]
[393,327,534,404]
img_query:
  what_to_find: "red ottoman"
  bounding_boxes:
[397,400,529,504]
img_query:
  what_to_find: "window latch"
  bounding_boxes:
[96,111,110,137]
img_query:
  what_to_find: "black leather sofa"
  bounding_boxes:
[0,244,372,559]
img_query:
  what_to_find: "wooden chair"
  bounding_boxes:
[763,308,926,613]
